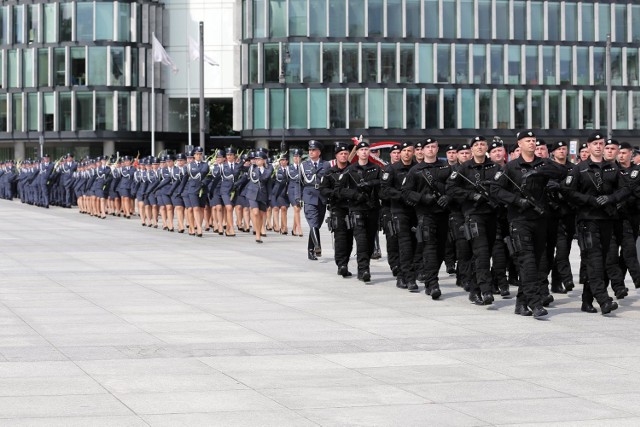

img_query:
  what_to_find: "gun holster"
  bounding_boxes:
[504,236,516,256]
[577,225,594,251]
[464,219,479,241]
[349,212,365,228]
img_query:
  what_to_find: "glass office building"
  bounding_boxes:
[239,0,640,147]
[0,0,164,159]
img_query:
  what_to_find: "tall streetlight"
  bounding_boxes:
[279,43,290,154]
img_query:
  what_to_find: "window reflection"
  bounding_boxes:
[322,43,340,83]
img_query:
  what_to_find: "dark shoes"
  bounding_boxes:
[499,285,511,297]
[542,294,554,307]
[308,250,318,261]
[481,292,494,305]
[581,302,598,313]
[338,265,352,278]
[600,301,619,315]
[426,285,441,300]
[564,281,575,291]
[391,265,400,277]
[515,304,533,316]
[396,278,408,289]
[357,270,371,283]
[532,306,548,318]
[446,264,456,275]
[469,293,483,305]
[615,288,629,300]
[551,282,567,294]
[407,281,419,292]
[416,273,426,283]
[371,249,382,260]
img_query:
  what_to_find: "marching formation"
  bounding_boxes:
[2,130,640,319]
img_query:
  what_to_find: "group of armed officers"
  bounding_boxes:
[315,130,640,319]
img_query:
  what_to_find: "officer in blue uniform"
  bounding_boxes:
[39,154,54,208]
[117,156,134,218]
[60,153,77,208]
[287,149,304,237]
[301,140,327,260]
[220,147,241,236]
[185,146,209,236]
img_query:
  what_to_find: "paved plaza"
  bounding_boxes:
[2,200,640,426]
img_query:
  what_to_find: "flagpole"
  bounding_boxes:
[187,42,192,148]
[199,21,205,149]
[151,32,156,156]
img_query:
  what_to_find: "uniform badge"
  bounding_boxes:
[632,170,639,179]
[494,171,502,180]
[382,172,389,181]
[320,176,324,183]
[402,177,406,185]
[338,174,343,180]
[450,171,458,179]
[565,176,573,185]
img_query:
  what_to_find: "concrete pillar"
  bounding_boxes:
[103,140,115,157]
[255,139,269,150]
[155,140,165,156]
[14,140,26,160]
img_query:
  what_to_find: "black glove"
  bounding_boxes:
[588,196,600,207]
[546,180,561,192]
[356,193,368,203]
[596,195,611,206]
[472,193,483,202]
[515,198,531,209]
[422,193,436,204]
[357,180,372,188]
[436,195,450,208]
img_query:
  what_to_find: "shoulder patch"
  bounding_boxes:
[382,172,389,181]
[450,171,458,179]
[338,174,343,180]
[320,176,324,183]
[632,170,639,179]
[402,177,406,186]
[494,171,502,180]
[565,175,573,185]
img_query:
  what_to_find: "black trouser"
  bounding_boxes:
[351,209,379,273]
[331,207,354,268]
[551,214,575,286]
[418,213,448,289]
[381,207,399,271]
[468,214,497,295]
[604,229,627,294]
[577,219,616,306]
[450,213,473,287]
[444,228,456,269]
[395,211,417,282]
[510,218,547,309]
[491,216,509,291]
[619,216,640,286]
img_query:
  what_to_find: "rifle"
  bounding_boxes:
[501,172,545,216]
[420,170,443,198]
[455,171,499,209]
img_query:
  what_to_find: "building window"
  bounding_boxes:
[118,92,130,131]
[424,89,438,129]
[513,2,526,40]
[59,92,72,131]
[302,43,320,83]
[490,45,504,84]
[633,5,640,43]
[380,43,396,83]
[514,90,526,129]
[559,46,572,85]
[599,3,610,42]
[576,47,588,85]
[309,88,326,128]
[565,90,579,129]
[348,0,365,37]
[76,2,94,42]
[525,46,538,84]
[254,0,266,38]
[23,49,34,88]
[459,0,473,39]
[583,91,595,129]
[96,3,114,41]
[508,45,521,84]
[322,43,340,83]
[369,0,383,37]
[28,4,39,44]
[89,47,107,86]
[43,4,56,43]
[495,0,508,40]
[530,1,543,40]
[0,6,8,46]
[111,47,125,86]
[14,5,24,44]
[443,89,456,128]
[531,89,544,128]
[472,45,485,84]
[263,43,279,83]
[309,0,326,37]
[548,2,560,42]
[582,3,594,42]
[496,89,510,128]
[633,92,640,128]
[387,0,402,38]
[328,0,345,37]
[437,44,451,83]
[54,48,66,86]
[269,88,284,129]
[399,44,415,83]
[269,0,285,38]
[71,47,87,86]
[60,3,72,42]
[0,95,7,131]
[368,89,384,128]
[479,89,492,128]
[76,92,94,130]
[12,93,23,132]
[43,93,54,131]
[253,89,265,129]
[329,88,346,128]
[285,42,301,83]
[406,89,421,128]
[349,89,365,128]
[424,0,438,38]
[249,45,258,83]
[565,3,577,42]
[460,89,475,128]
[549,90,561,128]
[7,49,17,88]
[96,92,114,130]
[388,89,403,128]
[131,48,138,87]
[477,0,491,39]
[342,43,358,83]
[289,0,306,37]
[455,44,469,84]
[289,88,307,129]
[542,46,555,85]
[616,91,628,129]
[418,44,433,83]
[593,47,605,86]
[362,43,378,83]
[118,3,131,42]
[27,93,38,131]
[611,48,622,86]
[406,0,420,38]
[628,48,639,86]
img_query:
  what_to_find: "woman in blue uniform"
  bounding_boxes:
[246,151,272,243]
[286,149,303,236]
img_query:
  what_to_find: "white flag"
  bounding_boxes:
[152,34,179,73]
[189,36,219,66]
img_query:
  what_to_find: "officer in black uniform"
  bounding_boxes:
[492,130,567,318]
[319,142,354,278]
[380,142,417,290]
[563,131,631,315]
[616,141,640,289]
[338,141,382,282]
[447,136,500,306]
[402,138,451,299]
[379,144,401,277]
[449,144,474,291]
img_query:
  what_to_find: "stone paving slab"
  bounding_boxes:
[2,200,640,425]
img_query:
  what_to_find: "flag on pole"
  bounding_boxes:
[188,36,219,66]
[152,34,179,73]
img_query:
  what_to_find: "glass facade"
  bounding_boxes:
[241,0,640,144]
[0,1,160,149]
